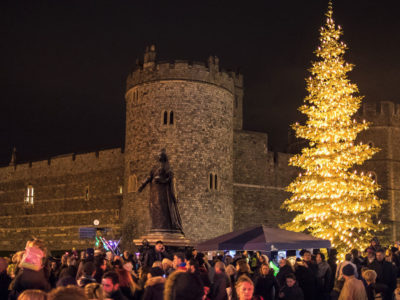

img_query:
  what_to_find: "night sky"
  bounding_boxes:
[1,0,399,165]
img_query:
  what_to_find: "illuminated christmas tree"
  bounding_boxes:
[281,3,385,255]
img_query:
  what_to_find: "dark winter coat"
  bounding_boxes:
[143,276,166,300]
[9,268,51,300]
[316,261,333,297]
[0,271,11,300]
[368,259,396,300]
[254,271,279,300]
[278,282,304,300]
[108,288,129,300]
[294,262,317,300]
[210,272,228,300]
[276,265,293,288]
[143,248,171,268]
[365,283,376,300]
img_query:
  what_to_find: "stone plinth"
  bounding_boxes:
[133,231,192,247]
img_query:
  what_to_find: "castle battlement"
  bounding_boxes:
[357,101,400,126]
[126,45,242,94]
[0,148,124,182]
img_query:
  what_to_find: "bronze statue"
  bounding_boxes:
[138,149,184,234]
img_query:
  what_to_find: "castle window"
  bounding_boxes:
[163,111,168,125]
[209,173,218,190]
[119,185,123,194]
[25,185,34,205]
[128,175,137,193]
[162,110,175,126]
[84,186,90,201]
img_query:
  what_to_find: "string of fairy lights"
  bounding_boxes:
[280,2,385,257]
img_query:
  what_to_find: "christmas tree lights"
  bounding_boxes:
[281,2,385,256]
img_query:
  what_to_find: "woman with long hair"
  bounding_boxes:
[117,266,142,300]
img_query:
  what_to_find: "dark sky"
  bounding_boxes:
[1,0,399,165]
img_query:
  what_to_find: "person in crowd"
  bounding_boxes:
[152,261,163,269]
[236,259,252,281]
[84,282,104,300]
[17,289,48,300]
[9,239,51,300]
[254,263,279,300]
[47,285,87,300]
[210,261,228,300]
[0,257,11,300]
[316,252,332,300]
[337,253,358,280]
[369,237,381,252]
[93,255,108,284]
[162,258,174,276]
[58,255,78,280]
[76,248,95,280]
[294,250,317,300]
[328,249,338,287]
[56,275,77,287]
[390,246,400,267]
[225,264,237,286]
[143,241,171,268]
[118,262,143,300]
[48,259,59,288]
[276,258,294,288]
[187,258,200,275]
[278,273,304,300]
[143,267,166,300]
[122,251,133,265]
[164,270,204,300]
[362,269,379,300]
[173,252,187,271]
[224,255,233,267]
[102,271,128,300]
[372,248,397,300]
[77,261,97,287]
[235,275,261,300]
[338,264,367,300]
[351,249,364,278]
[363,248,378,269]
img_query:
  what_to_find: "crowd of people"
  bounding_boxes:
[1,237,400,300]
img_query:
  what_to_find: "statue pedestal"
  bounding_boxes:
[133,231,192,247]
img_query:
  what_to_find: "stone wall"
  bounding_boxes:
[0,149,124,251]
[356,101,400,241]
[233,130,297,230]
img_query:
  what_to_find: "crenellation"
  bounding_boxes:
[0,148,123,182]
[358,101,400,127]
[126,47,238,94]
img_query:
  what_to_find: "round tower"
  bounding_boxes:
[122,46,237,244]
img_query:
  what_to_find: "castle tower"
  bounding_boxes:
[356,101,400,242]
[122,46,243,244]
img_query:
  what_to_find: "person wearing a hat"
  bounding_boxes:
[143,267,166,300]
[338,264,367,300]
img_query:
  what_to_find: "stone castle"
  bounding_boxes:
[0,46,398,251]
